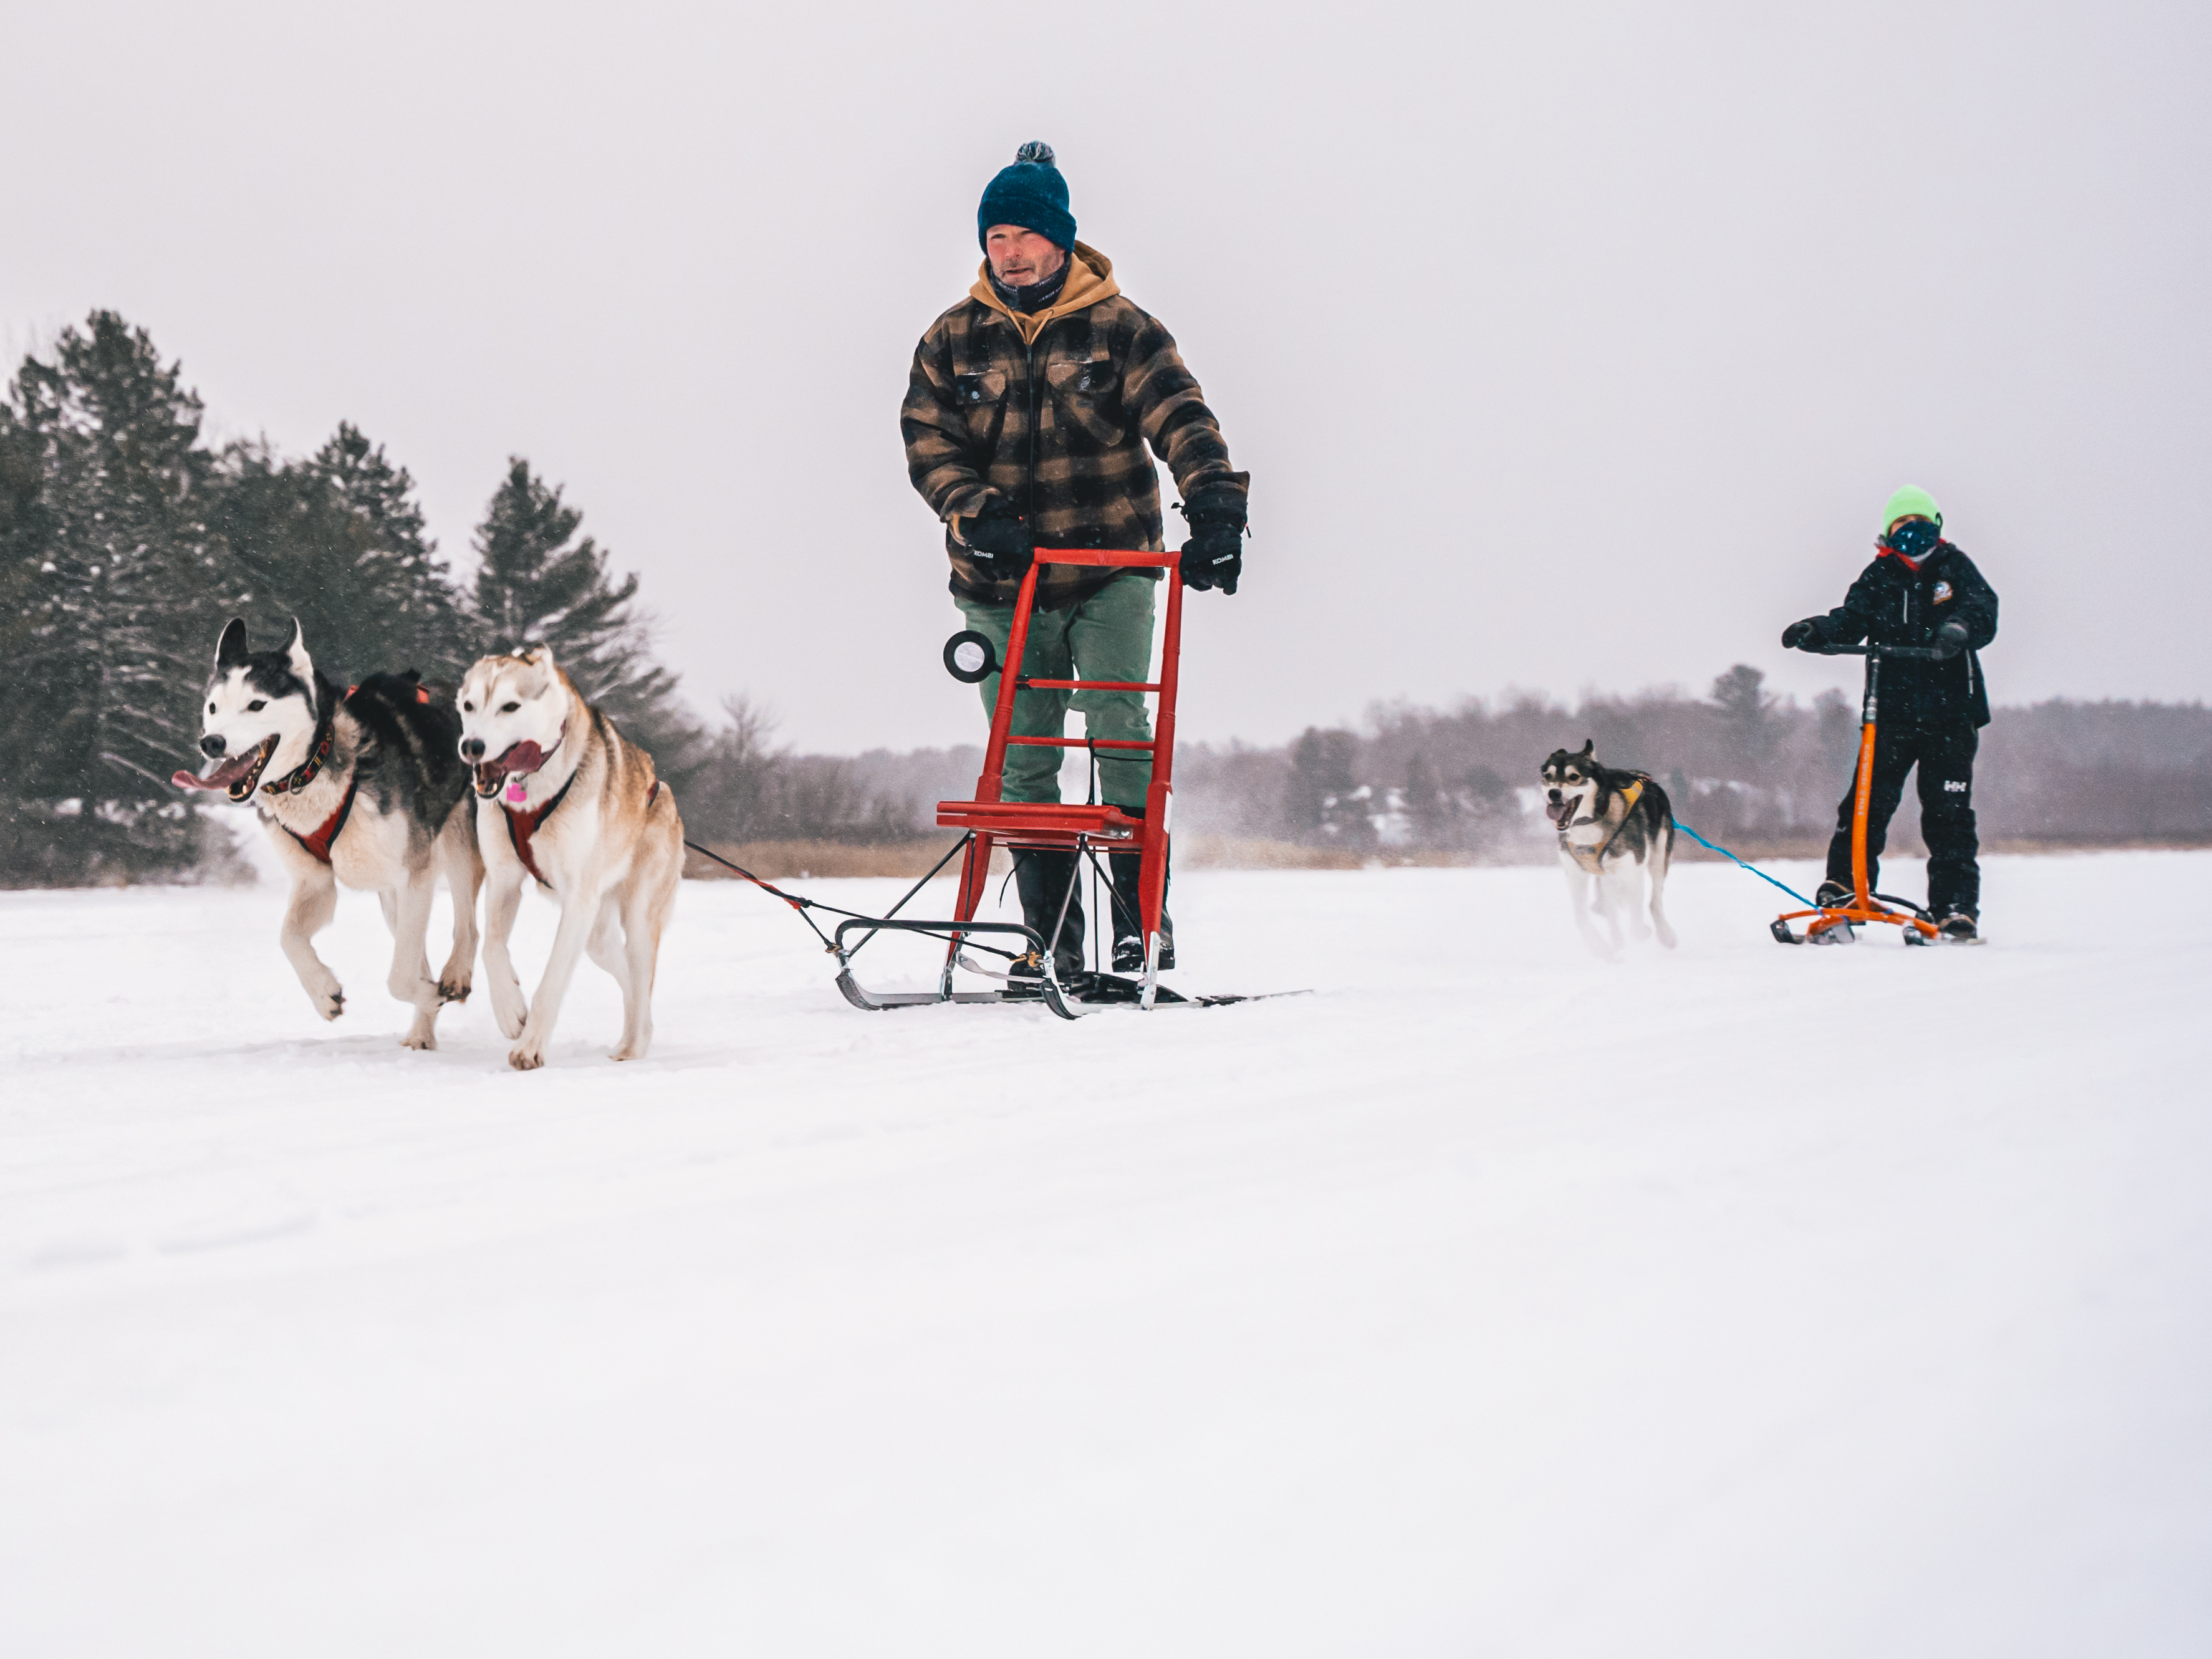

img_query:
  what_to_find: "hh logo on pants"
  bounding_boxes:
[1943,779,1968,792]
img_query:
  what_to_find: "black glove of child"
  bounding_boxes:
[1781,618,1822,650]
[960,499,1034,580]
[1179,496,1247,595]
[1931,620,1969,660]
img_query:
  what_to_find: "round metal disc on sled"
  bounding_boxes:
[943,631,998,684]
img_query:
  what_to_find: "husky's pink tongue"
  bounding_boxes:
[475,738,553,797]
[172,751,261,792]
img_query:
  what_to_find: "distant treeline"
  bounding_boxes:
[1169,671,2212,855]
[691,669,2212,862]
[5,312,2205,887]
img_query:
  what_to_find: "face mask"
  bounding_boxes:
[1883,517,1941,560]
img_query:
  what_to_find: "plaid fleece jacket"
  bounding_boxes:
[902,243,1249,607]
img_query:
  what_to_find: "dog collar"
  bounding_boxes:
[261,698,339,797]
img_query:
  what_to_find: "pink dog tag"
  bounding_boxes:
[504,779,528,804]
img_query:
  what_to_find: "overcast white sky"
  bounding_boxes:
[7,0,2208,752]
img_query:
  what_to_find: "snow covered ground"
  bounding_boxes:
[4,849,2210,1657]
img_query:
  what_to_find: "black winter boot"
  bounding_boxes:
[1011,849,1085,985]
[1107,847,1173,974]
[1807,878,1859,943]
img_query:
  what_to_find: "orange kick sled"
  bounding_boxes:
[1771,640,1946,946]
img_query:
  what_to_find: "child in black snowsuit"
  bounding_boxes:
[1782,486,1999,940]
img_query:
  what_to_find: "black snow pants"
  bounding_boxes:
[1824,719,1981,917]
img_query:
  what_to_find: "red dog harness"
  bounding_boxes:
[250,679,433,868]
[503,774,661,892]
[285,776,360,865]
[503,770,577,891]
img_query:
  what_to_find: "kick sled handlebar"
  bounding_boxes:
[1793,641,1946,660]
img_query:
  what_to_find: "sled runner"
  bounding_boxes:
[826,547,1296,1019]
[1771,642,1952,947]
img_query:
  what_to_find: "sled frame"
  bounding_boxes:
[835,548,1185,1012]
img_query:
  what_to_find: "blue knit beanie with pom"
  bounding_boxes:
[978,142,1075,251]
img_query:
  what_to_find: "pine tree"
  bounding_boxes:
[208,423,468,688]
[2,314,231,878]
[468,458,699,772]
[310,423,469,681]
[0,406,58,803]
[1464,764,1514,851]
[209,438,359,666]
[1709,663,1777,772]
[1285,726,1365,845]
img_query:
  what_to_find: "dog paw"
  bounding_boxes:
[438,974,473,1005]
[609,1044,646,1063]
[402,1031,438,1052]
[495,1006,527,1041]
[311,986,345,1021]
[508,1044,545,1072]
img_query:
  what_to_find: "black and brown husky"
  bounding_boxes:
[173,618,484,1047]
[1541,739,1677,958]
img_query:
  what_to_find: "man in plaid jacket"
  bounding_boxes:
[901,141,1249,982]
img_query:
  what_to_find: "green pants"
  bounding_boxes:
[955,572,1157,807]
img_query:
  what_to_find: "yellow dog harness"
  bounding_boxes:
[1559,777,1646,876]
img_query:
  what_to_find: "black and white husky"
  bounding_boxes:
[1541,740,1678,958]
[174,619,484,1048]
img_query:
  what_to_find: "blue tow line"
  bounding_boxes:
[1673,821,1817,909]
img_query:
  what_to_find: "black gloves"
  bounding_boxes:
[960,499,1034,581]
[1931,620,1969,660]
[1179,496,1246,595]
[1781,619,1822,650]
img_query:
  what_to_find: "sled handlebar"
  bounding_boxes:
[1794,642,1948,660]
[1033,548,1181,568]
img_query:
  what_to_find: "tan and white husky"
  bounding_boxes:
[456,647,683,1069]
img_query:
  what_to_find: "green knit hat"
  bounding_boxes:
[1880,484,1942,534]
